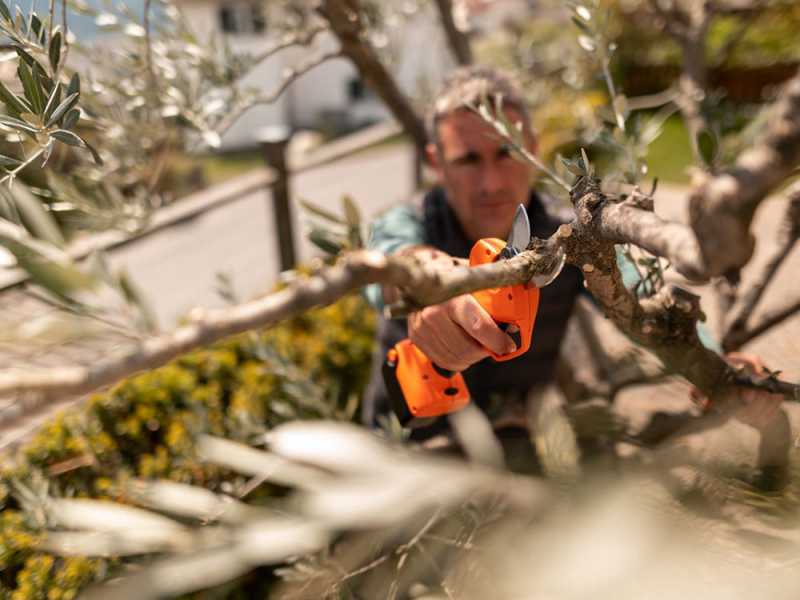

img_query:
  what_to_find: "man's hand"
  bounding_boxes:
[403,248,517,372]
[692,352,784,429]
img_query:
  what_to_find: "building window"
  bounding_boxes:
[348,77,376,102]
[219,3,266,34]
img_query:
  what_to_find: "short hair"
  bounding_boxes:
[426,65,531,148]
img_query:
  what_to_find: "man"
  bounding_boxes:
[361,66,585,442]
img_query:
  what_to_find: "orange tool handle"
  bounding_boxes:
[468,238,540,361]
[383,339,470,428]
[384,238,540,427]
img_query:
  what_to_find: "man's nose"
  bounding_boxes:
[481,164,506,195]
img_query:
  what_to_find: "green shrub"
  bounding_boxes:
[0,294,376,598]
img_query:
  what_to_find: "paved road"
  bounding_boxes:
[109,142,417,327]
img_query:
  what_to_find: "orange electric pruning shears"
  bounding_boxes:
[383,204,566,428]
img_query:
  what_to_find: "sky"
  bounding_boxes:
[9,1,150,39]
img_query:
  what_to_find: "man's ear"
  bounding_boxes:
[425,142,441,171]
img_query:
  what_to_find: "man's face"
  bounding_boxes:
[428,107,537,242]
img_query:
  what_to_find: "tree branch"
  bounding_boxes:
[317,0,428,151]
[0,248,563,403]
[723,296,800,352]
[431,0,472,66]
[722,185,800,350]
[689,67,800,277]
[3,181,800,429]
[216,49,341,137]
[709,3,763,68]
[561,175,799,402]
[625,87,679,111]
[591,201,706,281]
[249,25,329,66]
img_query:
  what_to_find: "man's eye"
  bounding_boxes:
[452,153,480,166]
[498,144,513,158]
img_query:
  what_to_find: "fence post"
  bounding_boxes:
[257,126,296,272]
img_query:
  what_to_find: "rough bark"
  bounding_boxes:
[723,188,800,350]
[560,175,798,402]
[689,67,800,277]
[0,248,564,402]
[317,0,428,151]
[431,0,473,66]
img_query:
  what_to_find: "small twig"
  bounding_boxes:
[215,49,341,137]
[248,25,328,67]
[334,554,391,587]
[23,287,141,341]
[144,0,155,91]
[474,107,570,192]
[61,0,69,66]
[600,55,625,132]
[422,533,476,551]
[626,87,679,111]
[646,0,688,40]
[710,0,766,68]
[48,0,55,38]
[724,296,800,353]
[397,509,442,555]
[0,147,45,187]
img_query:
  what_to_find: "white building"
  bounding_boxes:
[172,0,462,149]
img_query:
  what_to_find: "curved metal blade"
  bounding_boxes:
[507,204,530,253]
[531,246,566,288]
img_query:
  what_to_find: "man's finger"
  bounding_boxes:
[449,295,516,356]
[409,306,487,370]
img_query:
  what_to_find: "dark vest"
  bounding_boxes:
[362,187,584,439]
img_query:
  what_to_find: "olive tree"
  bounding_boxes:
[1,0,800,597]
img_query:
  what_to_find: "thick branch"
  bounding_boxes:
[562,175,799,402]
[593,201,706,281]
[431,0,472,66]
[317,0,427,151]
[723,187,800,350]
[689,67,800,276]
[0,248,562,402]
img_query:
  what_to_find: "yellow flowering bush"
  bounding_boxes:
[0,295,375,598]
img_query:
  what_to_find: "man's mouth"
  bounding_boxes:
[476,198,511,210]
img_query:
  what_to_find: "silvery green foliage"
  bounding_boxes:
[26,421,800,599]
[0,1,303,339]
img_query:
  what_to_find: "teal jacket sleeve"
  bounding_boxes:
[615,247,722,354]
[363,204,425,311]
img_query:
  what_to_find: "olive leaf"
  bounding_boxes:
[118,267,159,333]
[46,91,79,128]
[300,198,345,224]
[0,79,29,116]
[0,183,65,247]
[341,194,362,249]
[308,227,345,256]
[17,60,43,113]
[0,233,96,298]
[49,29,62,71]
